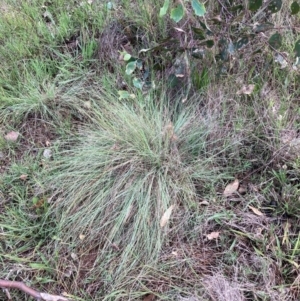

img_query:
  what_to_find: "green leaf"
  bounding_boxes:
[191,27,206,40]
[269,32,282,49]
[191,0,206,17]
[136,59,143,70]
[132,78,144,90]
[123,53,131,61]
[205,40,214,48]
[159,0,170,17]
[294,40,300,57]
[118,91,135,100]
[253,22,274,33]
[291,1,300,14]
[267,0,282,13]
[235,36,249,49]
[199,40,214,48]
[199,20,207,29]
[171,4,184,22]
[125,61,137,75]
[249,0,262,11]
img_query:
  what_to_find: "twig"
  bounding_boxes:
[0,279,69,301]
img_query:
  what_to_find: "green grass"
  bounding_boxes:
[1,0,300,300]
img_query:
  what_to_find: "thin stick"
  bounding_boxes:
[0,279,68,301]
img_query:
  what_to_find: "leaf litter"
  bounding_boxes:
[223,179,239,197]
[160,205,175,228]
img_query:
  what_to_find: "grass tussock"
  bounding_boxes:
[45,89,245,295]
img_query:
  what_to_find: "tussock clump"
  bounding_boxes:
[46,90,244,294]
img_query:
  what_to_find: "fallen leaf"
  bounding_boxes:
[236,84,255,95]
[160,205,175,228]
[171,250,178,256]
[45,140,51,147]
[19,174,28,181]
[43,149,52,158]
[199,200,209,205]
[248,206,264,216]
[206,231,220,240]
[143,293,156,301]
[238,185,247,194]
[212,15,222,22]
[223,179,239,197]
[70,252,78,261]
[174,27,186,33]
[79,234,85,240]
[5,131,19,142]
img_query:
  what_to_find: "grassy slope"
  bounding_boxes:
[0,0,300,300]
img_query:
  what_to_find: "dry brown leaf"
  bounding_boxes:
[199,200,209,205]
[248,206,264,216]
[143,293,156,301]
[236,84,255,95]
[212,15,222,22]
[70,252,78,261]
[79,234,85,240]
[206,231,220,240]
[160,205,175,228]
[238,186,247,194]
[223,179,239,197]
[174,27,186,33]
[19,174,28,181]
[5,131,19,142]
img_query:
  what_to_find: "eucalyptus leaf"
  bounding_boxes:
[159,0,170,17]
[123,53,131,61]
[291,1,300,14]
[253,22,274,33]
[191,27,206,40]
[191,0,206,17]
[199,20,207,29]
[133,77,144,90]
[126,61,137,75]
[267,0,282,13]
[249,0,262,11]
[269,32,282,49]
[235,36,249,49]
[171,4,184,22]
[206,40,214,48]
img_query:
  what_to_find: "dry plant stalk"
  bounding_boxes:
[0,279,69,301]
